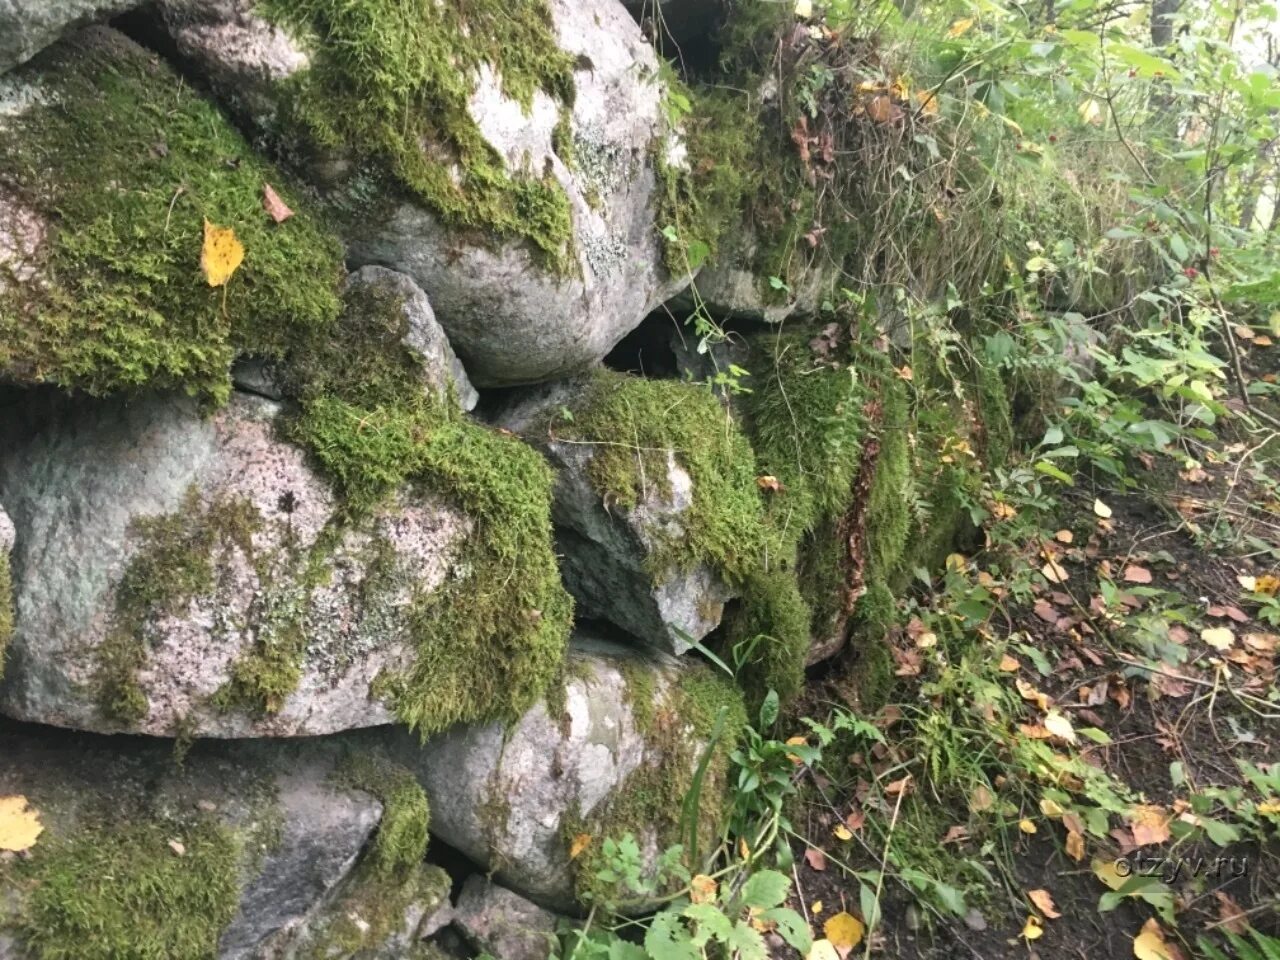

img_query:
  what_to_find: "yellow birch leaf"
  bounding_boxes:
[1200,626,1235,650]
[1022,915,1044,941]
[824,912,865,956]
[808,940,841,960]
[1092,858,1127,891]
[201,219,245,288]
[1133,918,1176,960]
[832,823,853,841]
[1093,498,1113,519]
[811,900,824,915]
[0,795,43,852]
[947,17,975,37]
[1019,819,1037,834]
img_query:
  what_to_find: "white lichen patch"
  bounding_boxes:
[0,188,48,293]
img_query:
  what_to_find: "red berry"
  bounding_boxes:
[1183,267,1198,279]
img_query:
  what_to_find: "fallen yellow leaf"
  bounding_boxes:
[1041,558,1069,583]
[0,795,43,852]
[998,653,1021,672]
[1201,626,1235,650]
[808,939,841,960]
[1094,498,1113,519]
[201,219,245,288]
[794,0,813,17]
[1128,804,1172,846]
[1022,915,1044,941]
[1044,710,1077,744]
[568,833,592,860]
[811,900,824,915]
[833,823,853,841]
[824,912,866,956]
[1019,818,1037,834]
[947,17,975,37]
[1092,858,1127,891]
[1133,918,1177,960]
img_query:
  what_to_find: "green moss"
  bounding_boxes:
[336,754,430,875]
[862,379,914,588]
[260,0,577,270]
[0,553,12,680]
[296,862,451,960]
[98,490,261,724]
[13,818,243,960]
[551,371,769,584]
[720,567,810,708]
[0,33,343,401]
[287,282,573,738]
[568,659,748,906]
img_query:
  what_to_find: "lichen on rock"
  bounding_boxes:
[0,27,344,402]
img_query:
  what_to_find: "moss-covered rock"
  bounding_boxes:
[0,28,344,402]
[162,0,694,386]
[0,720,383,960]
[408,635,745,913]
[498,371,769,653]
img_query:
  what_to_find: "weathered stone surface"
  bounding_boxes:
[0,719,382,960]
[0,390,471,737]
[0,0,137,74]
[408,635,742,912]
[498,382,732,653]
[345,266,478,412]
[162,0,694,387]
[281,863,453,960]
[675,226,827,325]
[453,876,560,960]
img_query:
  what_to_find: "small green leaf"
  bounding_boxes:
[740,870,791,910]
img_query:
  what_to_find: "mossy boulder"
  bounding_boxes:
[0,390,476,737]
[0,28,344,403]
[0,719,384,960]
[408,634,745,912]
[0,0,137,74]
[497,372,769,653]
[161,0,694,386]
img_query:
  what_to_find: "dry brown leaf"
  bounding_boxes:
[1214,891,1249,934]
[1123,565,1153,584]
[569,833,593,860]
[804,847,828,871]
[1128,804,1172,846]
[1056,529,1075,544]
[1065,829,1085,861]
[1028,888,1061,919]
[690,873,718,904]
[261,183,294,223]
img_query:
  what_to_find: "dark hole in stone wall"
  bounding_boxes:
[603,308,686,378]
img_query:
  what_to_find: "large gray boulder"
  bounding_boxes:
[0,720,382,960]
[0,391,471,737]
[453,876,560,960]
[0,0,137,74]
[408,636,744,912]
[160,0,694,387]
[498,382,733,653]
